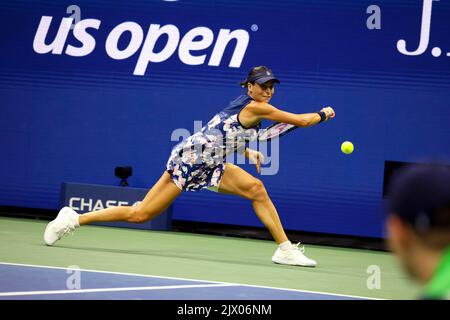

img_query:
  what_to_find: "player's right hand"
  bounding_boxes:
[320,107,335,120]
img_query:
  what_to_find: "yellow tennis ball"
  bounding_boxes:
[341,141,354,154]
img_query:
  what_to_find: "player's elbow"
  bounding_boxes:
[296,118,309,127]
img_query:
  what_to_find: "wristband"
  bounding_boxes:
[317,111,327,123]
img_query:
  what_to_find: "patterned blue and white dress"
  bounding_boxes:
[166,94,261,191]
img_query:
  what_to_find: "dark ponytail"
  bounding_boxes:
[240,80,249,88]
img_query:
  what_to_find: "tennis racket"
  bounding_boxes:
[257,122,298,141]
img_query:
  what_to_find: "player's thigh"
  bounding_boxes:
[218,163,261,199]
[139,171,182,213]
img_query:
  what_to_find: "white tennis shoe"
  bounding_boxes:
[44,207,80,246]
[272,243,317,267]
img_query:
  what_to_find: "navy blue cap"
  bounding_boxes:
[387,164,450,232]
[245,66,280,85]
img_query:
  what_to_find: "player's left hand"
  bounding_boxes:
[246,148,265,174]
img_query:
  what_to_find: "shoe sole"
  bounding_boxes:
[43,220,56,246]
[272,259,316,267]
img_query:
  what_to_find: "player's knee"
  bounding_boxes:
[248,178,268,201]
[129,205,153,223]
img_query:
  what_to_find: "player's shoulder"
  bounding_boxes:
[245,101,274,115]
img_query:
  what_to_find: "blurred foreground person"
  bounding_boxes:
[387,164,450,299]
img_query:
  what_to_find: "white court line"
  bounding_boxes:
[0,284,234,297]
[0,261,382,300]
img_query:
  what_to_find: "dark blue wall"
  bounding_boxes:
[1,0,449,238]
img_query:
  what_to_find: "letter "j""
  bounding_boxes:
[397,0,438,56]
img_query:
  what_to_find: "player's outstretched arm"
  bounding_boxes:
[249,102,335,127]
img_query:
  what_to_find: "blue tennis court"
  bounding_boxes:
[0,263,373,300]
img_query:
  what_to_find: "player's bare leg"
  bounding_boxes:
[217,163,316,266]
[79,171,181,225]
[219,163,288,244]
[217,163,288,244]
[44,171,181,245]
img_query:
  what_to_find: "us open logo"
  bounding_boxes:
[33,11,251,76]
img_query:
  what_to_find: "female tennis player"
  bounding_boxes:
[44,66,335,267]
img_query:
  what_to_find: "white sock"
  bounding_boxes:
[279,241,292,251]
